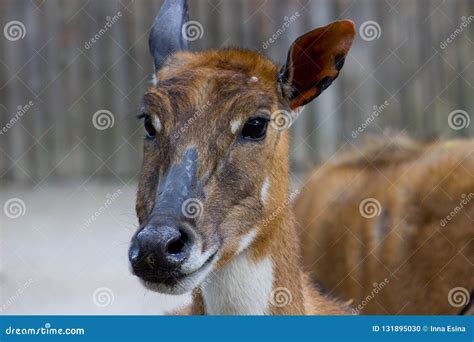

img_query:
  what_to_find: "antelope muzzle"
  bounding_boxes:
[129,148,219,294]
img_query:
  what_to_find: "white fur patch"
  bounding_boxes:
[181,241,217,274]
[236,228,258,255]
[141,246,220,295]
[151,73,157,86]
[152,116,162,132]
[202,253,274,315]
[141,254,217,295]
[230,119,241,134]
[249,76,258,82]
[260,177,270,204]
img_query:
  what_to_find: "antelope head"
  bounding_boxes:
[129,0,355,295]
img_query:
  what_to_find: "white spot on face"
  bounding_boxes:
[181,237,218,274]
[260,177,270,204]
[151,73,157,86]
[230,119,241,134]
[236,228,258,255]
[141,253,217,295]
[249,76,258,82]
[152,115,162,132]
[202,252,274,315]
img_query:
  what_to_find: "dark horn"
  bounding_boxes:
[149,0,189,71]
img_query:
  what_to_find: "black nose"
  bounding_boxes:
[129,225,192,281]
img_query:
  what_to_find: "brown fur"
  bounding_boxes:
[135,48,351,315]
[134,14,356,314]
[294,136,474,314]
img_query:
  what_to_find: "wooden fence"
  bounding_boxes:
[1,0,473,185]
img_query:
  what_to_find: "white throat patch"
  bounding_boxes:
[201,252,274,315]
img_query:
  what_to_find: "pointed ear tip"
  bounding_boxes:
[338,20,356,35]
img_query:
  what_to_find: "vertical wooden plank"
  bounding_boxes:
[453,0,471,138]
[78,0,97,179]
[192,0,212,50]
[61,0,83,178]
[465,1,474,136]
[87,0,108,179]
[308,0,345,164]
[43,0,64,182]
[4,0,28,183]
[0,0,11,179]
[30,1,51,182]
[110,1,133,179]
[289,0,313,171]
[395,0,417,135]
[334,0,359,144]
[216,0,238,48]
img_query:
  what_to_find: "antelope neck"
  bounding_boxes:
[198,213,306,315]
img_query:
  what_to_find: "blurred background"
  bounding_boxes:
[1,0,473,314]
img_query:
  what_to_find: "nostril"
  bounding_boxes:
[166,239,185,255]
[166,228,189,255]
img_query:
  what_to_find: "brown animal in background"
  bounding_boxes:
[128,0,355,314]
[294,136,474,314]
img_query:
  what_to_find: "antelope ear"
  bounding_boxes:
[279,20,355,109]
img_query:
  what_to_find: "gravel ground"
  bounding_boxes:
[1,182,190,315]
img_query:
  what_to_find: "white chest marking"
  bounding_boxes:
[202,253,274,315]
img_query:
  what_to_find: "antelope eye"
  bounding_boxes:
[144,115,156,139]
[241,117,268,141]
